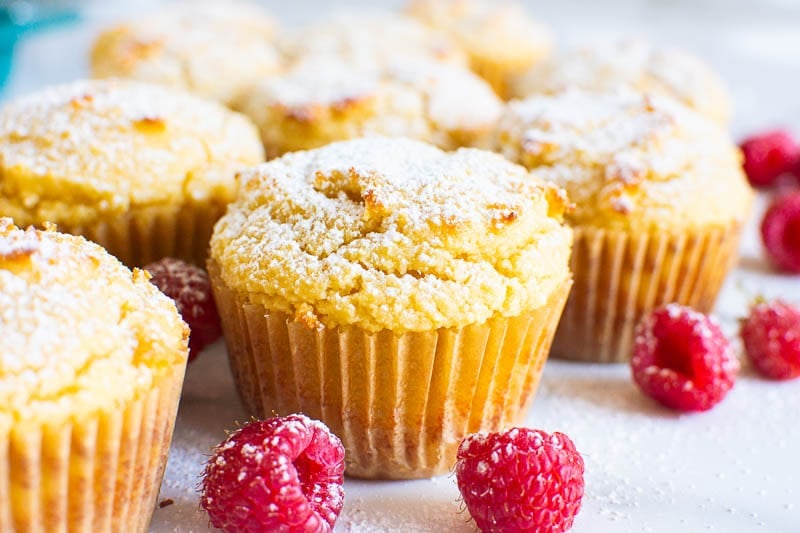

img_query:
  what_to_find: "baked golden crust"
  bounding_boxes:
[0,79,264,229]
[235,59,502,158]
[510,40,731,125]
[90,0,281,105]
[406,0,552,98]
[280,12,467,69]
[0,219,188,427]
[491,89,753,230]
[210,137,572,333]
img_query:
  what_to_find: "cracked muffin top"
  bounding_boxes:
[0,219,188,427]
[235,58,502,158]
[509,40,731,126]
[210,137,572,333]
[491,89,752,230]
[0,79,264,227]
[90,0,281,105]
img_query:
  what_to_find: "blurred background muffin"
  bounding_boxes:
[90,0,281,106]
[0,78,264,266]
[491,89,753,362]
[509,39,731,126]
[406,0,552,99]
[279,11,467,69]
[0,219,188,532]
[208,137,573,478]
[235,58,502,158]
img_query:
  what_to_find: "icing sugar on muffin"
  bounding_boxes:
[0,79,264,266]
[491,89,753,361]
[509,39,731,126]
[279,12,467,69]
[235,58,502,158]
[208,137,573,478]
[90,0,281,105]
[406,0,552,99]
[0,219,188,532]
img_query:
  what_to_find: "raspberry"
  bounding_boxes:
[740,129,799,188]
[144,257,221,361]
[200,414,345,533]
[455,428,584,533]
[761,192,800,273]
[631,304,738,412]
[740,300,800,380]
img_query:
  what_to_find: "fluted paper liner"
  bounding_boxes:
[0,363,185,532]
[552,222,743,363]
[209,262,571,479]
[61,201,226,267]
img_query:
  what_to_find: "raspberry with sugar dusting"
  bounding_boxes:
[200,414,345,533]
[631,304,738,412]
[761,192,800,273]
[455,427,585,533]
[144,257,221,361]
[741,299,800,380]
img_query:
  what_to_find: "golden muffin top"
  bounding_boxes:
[279,12,467,68]
[0,219,188,427]
[510,40,731,126]
[491,90,752,230]
[90,0,281,105]
[406,0,551,94]
[236,58,503,158]
[0,79,264,227]
[210,138,572,333]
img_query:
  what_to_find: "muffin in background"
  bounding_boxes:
[407,0,552,99]
[90,0,281,105]
[279,12,467,69]
[491,89,753,362]
[509,39,731,126]
[0,219,188,532]
[208,137,573,479]
[0,79,264,266]
[235,58,502,158]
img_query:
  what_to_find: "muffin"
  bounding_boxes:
[0,79,264,266]
[406,0,552,99]
[235,58,502,158]
[509,39,731,126]
[208,137,573,478]
[90,0,281,106]
[491,89,753,362]
[0,219,188,532]
[279,12,467,69]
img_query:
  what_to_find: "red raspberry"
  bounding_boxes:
[631,304,739,412]
[144,257,221,361]
[455,428,585,533]
[740,300,800,380]
[740,129,799,188]
[761,192,800,273]
[200,414,345,533]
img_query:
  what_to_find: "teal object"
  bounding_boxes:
[0,6,78,95]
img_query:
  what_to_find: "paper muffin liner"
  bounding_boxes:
[0,363,185,533]
[62,201,226,267]
[551,222,743,363]
[209,262,571,479]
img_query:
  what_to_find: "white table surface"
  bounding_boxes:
[5,1,800,532]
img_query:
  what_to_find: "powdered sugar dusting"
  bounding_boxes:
[512,39,730,124]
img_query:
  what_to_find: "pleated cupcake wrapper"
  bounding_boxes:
[551,222,744,363]
[210,262,571,479]
[61,202,226,267]
[0,364,185,533]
